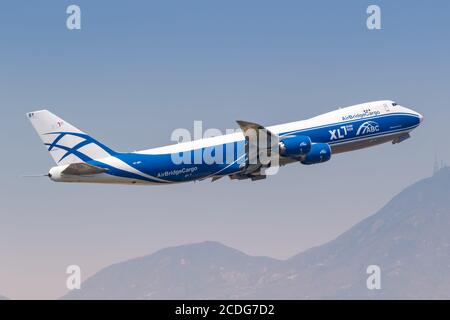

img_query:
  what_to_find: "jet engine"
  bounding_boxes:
[279,135,311,157]
[300,143,331,165]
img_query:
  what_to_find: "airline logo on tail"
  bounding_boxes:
[27,110,116,165]
[45,132,115,163]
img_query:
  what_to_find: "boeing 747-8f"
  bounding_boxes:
[27,100,422,185]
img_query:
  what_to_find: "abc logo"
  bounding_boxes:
[356,121,380,135]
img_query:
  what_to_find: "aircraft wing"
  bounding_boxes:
[234,120,280,180]
[61,162,107,175]
[236,120,279,148]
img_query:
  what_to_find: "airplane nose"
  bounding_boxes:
[418,113,423,123]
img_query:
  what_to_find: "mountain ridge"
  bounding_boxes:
[64,241,281,299]
[63,168,450,299]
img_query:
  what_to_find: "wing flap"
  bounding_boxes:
[236,120,280,176]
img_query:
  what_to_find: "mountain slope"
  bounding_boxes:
[255,167,450,299]
[63,168,450,299]
[64,241,281,299]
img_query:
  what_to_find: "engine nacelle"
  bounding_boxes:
[279,135,311,157]
[301,143,331,165]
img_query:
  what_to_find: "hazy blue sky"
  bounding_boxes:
[1,0,449,299]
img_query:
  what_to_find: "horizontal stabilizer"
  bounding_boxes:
[61,163,107,175]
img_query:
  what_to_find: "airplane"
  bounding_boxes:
[26,100,423,185]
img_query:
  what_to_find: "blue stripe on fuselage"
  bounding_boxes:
[87,113,420,183]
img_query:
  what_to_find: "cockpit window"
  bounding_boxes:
[392,102,397,106]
